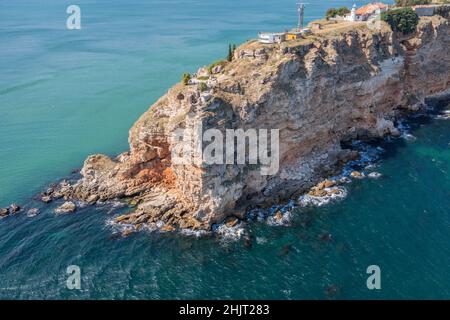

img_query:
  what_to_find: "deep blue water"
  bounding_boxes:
[2,0,450,300]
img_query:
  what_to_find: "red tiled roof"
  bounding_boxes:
[356,3,387,15]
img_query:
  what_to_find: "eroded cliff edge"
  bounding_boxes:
[60,16,450,231]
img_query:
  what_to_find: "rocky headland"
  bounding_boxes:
[13,16,449,234]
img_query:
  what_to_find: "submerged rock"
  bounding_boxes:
[121,229,134,237]
[319,233,333,242]
[55,201,77,214]
[339,176,352,184]
[243,234,254,248]
[27,208,40,217]
[41,195,52,204]
[9,203,21,214]
[324,284,340,298]
[279,244,292,256]
[0,204,20,217]
[0,208,9,218]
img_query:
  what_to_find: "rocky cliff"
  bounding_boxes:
[60,16,450,232]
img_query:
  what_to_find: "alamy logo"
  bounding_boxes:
[66,5,81,30]
[171,123,280,175]
[66,265,81,290]
[366,265,381,290]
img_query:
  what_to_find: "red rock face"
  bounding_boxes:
[66,16,450,231]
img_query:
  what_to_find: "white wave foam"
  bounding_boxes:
[339,176,352,184]
[368,172,382,179]
[180,228,209,238]
[364,164,377,170]
[215,223,245,242]
[436,114,450,120]
[266,210,292,226]
[402,133,417,141]
[256,237,268,245]
[298,187,348,207]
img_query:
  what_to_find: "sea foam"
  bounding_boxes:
[298,187,348,207]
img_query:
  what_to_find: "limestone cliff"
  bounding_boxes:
[62,16,450,231]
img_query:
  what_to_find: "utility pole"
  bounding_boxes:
[297,3,307,31]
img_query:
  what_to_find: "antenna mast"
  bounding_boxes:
[297,3,307,30]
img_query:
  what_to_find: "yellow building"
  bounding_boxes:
[286,31,302,41]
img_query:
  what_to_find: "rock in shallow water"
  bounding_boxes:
[41,195,52,204]
[274,211,283,221]
[160,224,176,232]
[0,208,9,218]
[86,194,99,205]
[368,172,382,179]
[350,171,364,179]
[121,229,134,237]
[0,204,21,217]
[324,284,340,298]
[339,176,352,184]
[55,201,77,214]
[9,203,21,214]
[225,218,239,228]
[27,208,40,217]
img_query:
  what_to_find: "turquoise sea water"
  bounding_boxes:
[2,0,450,299]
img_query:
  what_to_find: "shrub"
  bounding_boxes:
[336,7,351,16]
[207,60,226,74]
[381,7,419,34]
[326,7,350,19]
[326,8,337,19]
[395,0,430,6]
[198,82,208,92]
[182,73,191,85]
[435,5,450,18]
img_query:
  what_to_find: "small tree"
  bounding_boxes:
[326,7,350,19]
[336,7,351,17]
[182,73,191,85]
[395,0,431,6]
[435,5,450,18]
[207,60,226,74]
[227,44,233,62]
[326,8,338,19]
[381,7,419,34]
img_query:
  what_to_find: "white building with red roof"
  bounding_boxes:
[346,3,388,22]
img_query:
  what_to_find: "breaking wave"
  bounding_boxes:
[298,187,348,207]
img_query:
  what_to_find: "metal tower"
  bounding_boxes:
[297,3,307,30]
